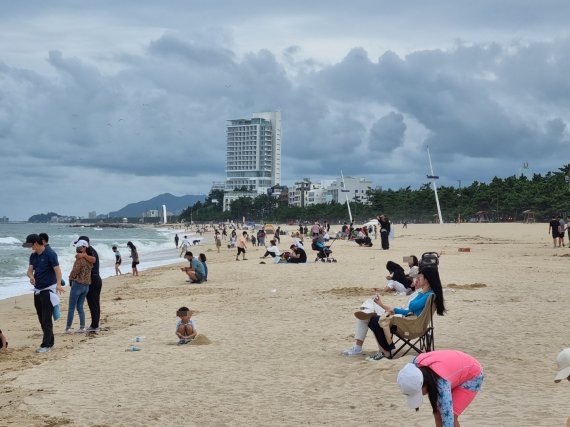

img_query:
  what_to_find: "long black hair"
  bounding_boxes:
[419,366,445,413]
[386,261,404,274]
[420,267,446,316]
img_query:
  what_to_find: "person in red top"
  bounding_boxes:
[397,350,484,427]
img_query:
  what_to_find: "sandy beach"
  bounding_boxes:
[1,223,569,426]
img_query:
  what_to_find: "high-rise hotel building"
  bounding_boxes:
[223,111,282,211]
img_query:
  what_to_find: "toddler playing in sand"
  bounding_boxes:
[176,307,197,345]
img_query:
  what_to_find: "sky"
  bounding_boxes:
[1,1,570,220]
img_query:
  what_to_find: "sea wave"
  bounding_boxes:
[0,236,22,245]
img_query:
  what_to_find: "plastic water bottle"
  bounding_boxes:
[125,346,141,352]
[132,336,145,342]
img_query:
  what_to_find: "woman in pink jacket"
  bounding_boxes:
[397,350,484,427]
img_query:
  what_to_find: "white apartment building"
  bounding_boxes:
[327,176,373,204]
[223,111,282,211]
[289,176,373,207]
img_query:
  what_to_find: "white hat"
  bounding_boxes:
[554,348,570,383]
[74,239,89,248]
[397,363,424,409]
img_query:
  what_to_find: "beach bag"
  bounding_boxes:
[419,252,439,269]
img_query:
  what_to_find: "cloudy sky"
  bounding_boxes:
[1,1,570,220]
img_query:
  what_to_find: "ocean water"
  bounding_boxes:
[0,223,204,301]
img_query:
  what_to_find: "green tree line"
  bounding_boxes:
[180,164,570,224]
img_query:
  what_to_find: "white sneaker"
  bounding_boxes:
[36,347,51,353]
[75,327,87,334]
[342,346,363,356]
[64,328,73,334]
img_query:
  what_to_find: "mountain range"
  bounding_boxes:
[108,193,206,217]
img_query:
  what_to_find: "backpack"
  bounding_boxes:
[419,252,439,269]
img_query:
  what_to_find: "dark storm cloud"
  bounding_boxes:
[368,112,406,152]
[1,1,570,219]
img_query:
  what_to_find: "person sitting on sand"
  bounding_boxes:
[287,244,307,263]
[199,253,208,282]
[260,239,281,259]
[382,261,410,294]
[0,328,7,352]
[405,255,419,288]
[175,306,197,345]
[181,251,206,284]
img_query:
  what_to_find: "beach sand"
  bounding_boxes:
[1,223,569,426]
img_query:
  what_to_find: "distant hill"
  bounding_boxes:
[108,193,206,218]
[28,212,62,223]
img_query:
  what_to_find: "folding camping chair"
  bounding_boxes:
[388,293,436,358]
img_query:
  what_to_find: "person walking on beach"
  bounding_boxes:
[558,215,566,247]
[236,231,248,261]
[127,241,139,276]
[397,350,484,427]
[75,235,103,333]
[215,234,222,253]
[274,226,281,244]
[112,245,122,275]
[174,233,179,248]
[23,233,64,353]
[65,239,92,334]
[549,215,562,248]
[179,235,190,257]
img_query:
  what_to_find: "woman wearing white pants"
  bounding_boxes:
[342,292,418,357]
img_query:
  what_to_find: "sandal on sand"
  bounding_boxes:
[367,352,386,361]
[178,339,188,345]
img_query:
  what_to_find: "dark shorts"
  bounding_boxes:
[115,259,122,266]
[553,231,561,239]
[132,261,140,268]
[237,247,246,255]
[560,232,565,238]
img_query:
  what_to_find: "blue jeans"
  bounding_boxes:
[66,281,89,329]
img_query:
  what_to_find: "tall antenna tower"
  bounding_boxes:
[427,146,443,224]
